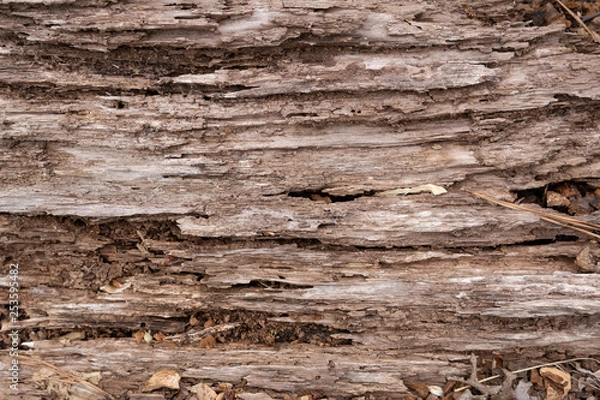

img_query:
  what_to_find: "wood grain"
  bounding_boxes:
[1,0,599,398]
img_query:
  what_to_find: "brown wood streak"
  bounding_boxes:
[1,0,600,398]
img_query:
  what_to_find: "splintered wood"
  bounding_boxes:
[1,0,600,398]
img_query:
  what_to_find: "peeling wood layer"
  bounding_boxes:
[1,0,600,398]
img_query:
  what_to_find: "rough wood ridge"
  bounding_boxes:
[1,0,600,398]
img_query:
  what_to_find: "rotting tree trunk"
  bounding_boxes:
[1,0,600,399]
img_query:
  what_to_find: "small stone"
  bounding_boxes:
[575,247,599,273]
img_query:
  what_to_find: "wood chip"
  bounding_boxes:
[190,383,217,400]
[199,334,217,348]
[540,367,571,400]
[407,381,431,398]
[376,184,447,197]
[142,370,181,392]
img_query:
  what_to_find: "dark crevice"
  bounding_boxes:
[515,235,579,247]
[288,189,375,203]
[231,280,313,290]
[513,180,600,216]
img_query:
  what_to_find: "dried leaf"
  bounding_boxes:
[100,279,132,294]
[142,370,181,392]
[237,393,275,400]
[81,371,103,385]
[407,381,430,398]
[143,330,153,344]
[153,332,167,341]
[428,385,443,397]
[70,382,107,400]
[546,191,570,208]
[217,382,233,390]
[189,315,200,327]
[199,334,217,348]
[134,330,145,343]
[540,367,571,400]
[376,184,447,197]
[540,367,571,387]
[57,331,85,341]
[530,369,543,386]
[191,383,217,400]
[514,380,534,400]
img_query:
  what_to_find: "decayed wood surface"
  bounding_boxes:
[1,0,600,398]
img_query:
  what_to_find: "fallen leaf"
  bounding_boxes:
[191,383,217,400]
[153,332,167,341]
[57,331,85,341]
[217,382,233,390]
[406,381,430,398]
[143,330,153,344]
[530,369,543,386]
[376,184,447,197]
[100,279,132,294]
[142,370,181,392]
[540,367,571,400]
[189,314,200,327]
[546,191,570,208]
[428,385,443,397]
[81,371,103,385]
[541,367,571,387]
[134,330,145,343]
[69,382,107,400]
[456,389,475,400]
[545,384,565,400]
[443,380,456,395]
[199,334,217,348]
[514,380,534,400]
[237,393,275,400]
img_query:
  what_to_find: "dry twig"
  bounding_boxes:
[471,191,600,240]
[555,0,600,43]
[453,357,600,393]
[18,354,114,400]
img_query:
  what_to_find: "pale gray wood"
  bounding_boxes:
[1,0,599,398]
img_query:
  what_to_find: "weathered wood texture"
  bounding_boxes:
[1,0,600,398]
